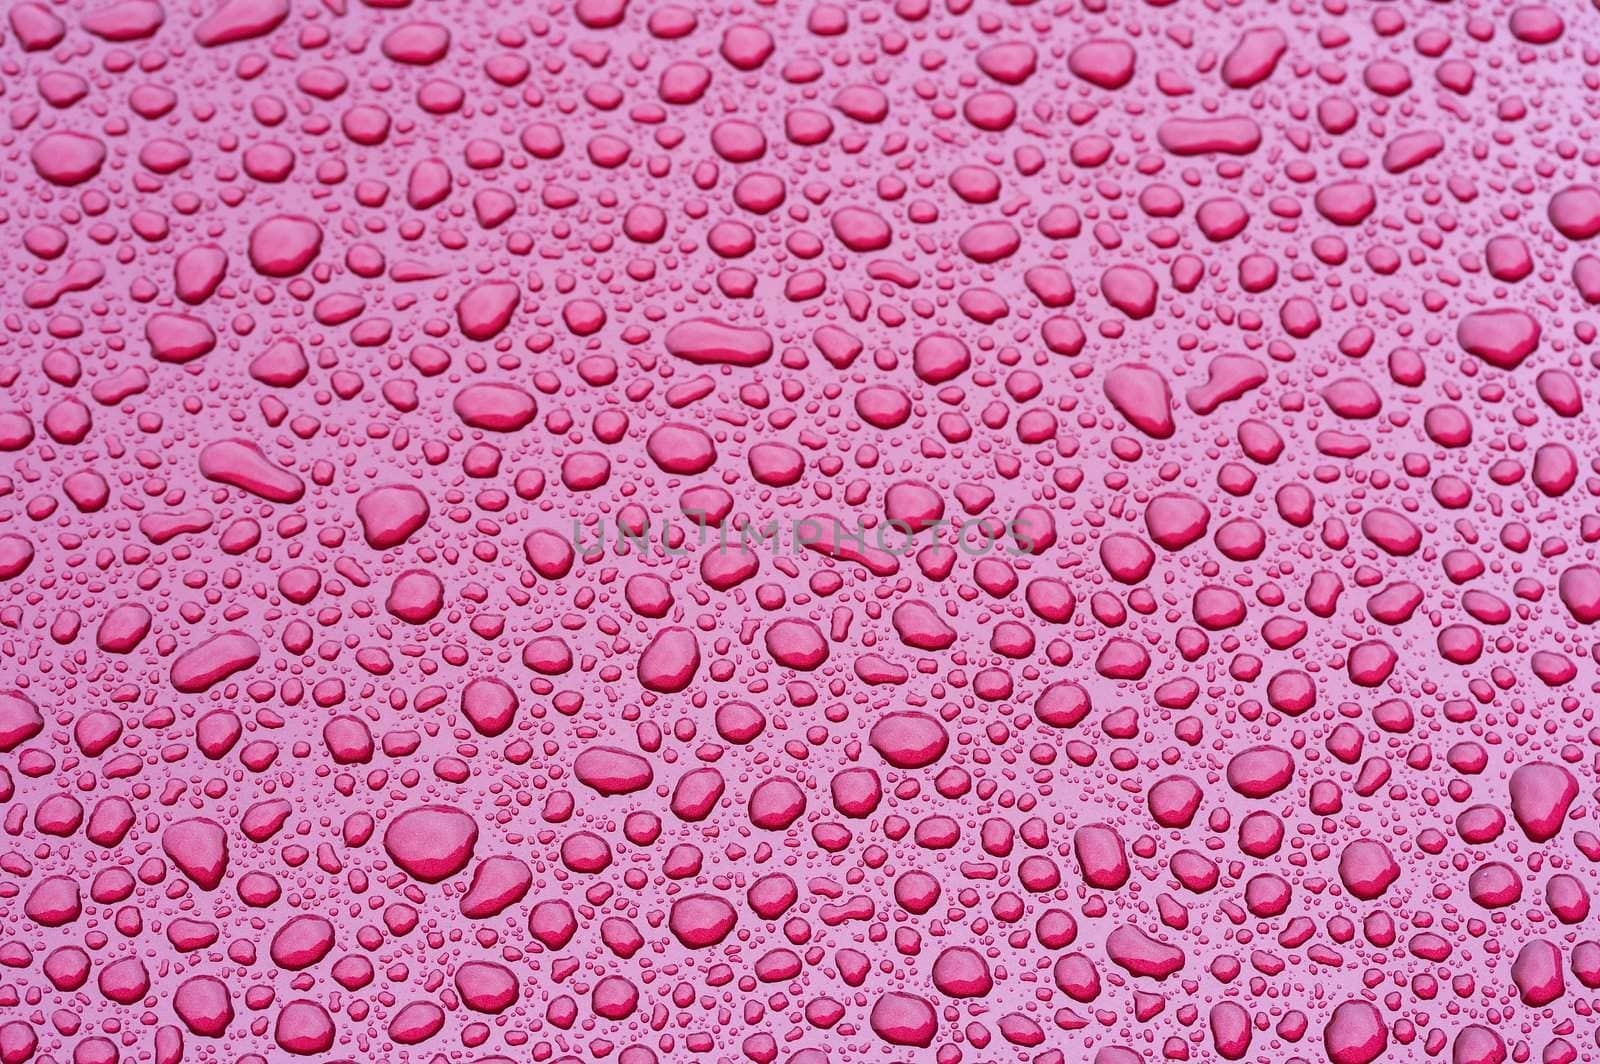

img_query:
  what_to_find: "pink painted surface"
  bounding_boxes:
[1,0,1598,1062]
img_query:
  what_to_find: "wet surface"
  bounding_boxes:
[3,0,1600,1062]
